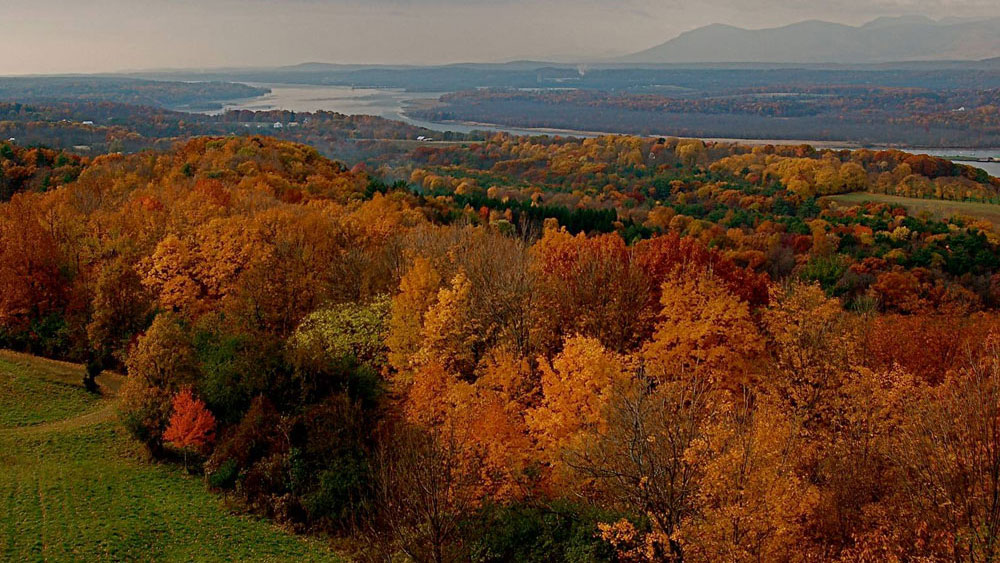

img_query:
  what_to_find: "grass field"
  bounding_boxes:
[0,353,102,429]
[0,352,340,562]
[825,192,1000,227]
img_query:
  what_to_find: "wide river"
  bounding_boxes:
[205,83,555,137]
[208,84,1000,177]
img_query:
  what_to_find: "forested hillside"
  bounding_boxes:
[414,87,1000,147]
[0,100,477,159]
[0,77,267,109]
[4,134,1000,560]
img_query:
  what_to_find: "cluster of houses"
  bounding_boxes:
[240,122,301,130]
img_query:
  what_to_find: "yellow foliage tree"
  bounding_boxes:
[678,400,819,562]
[386,257,442,378]
[415,271,479,378]
[642,269,763,386]
[761,282,852,432]
[528,336,631,475]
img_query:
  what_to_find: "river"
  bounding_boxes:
[202,83,562,137]
[203,84,1000,177]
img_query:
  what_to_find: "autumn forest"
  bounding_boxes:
[2,113,1000,561]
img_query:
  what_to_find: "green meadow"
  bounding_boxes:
[0,351,339,562]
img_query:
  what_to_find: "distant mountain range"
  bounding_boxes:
[622,16,1000,64]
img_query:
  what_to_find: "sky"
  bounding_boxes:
[1,0,999,75]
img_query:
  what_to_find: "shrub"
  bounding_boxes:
[288,295,391,372]
[300,456,370,524]
[208,458,240,490]
[463,501,623,562]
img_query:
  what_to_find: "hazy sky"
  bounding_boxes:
[1,0,999,75]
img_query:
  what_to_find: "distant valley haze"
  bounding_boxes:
[2,0,1000,75]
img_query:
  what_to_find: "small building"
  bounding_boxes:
[81,120,95,126]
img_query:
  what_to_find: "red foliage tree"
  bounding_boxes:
[163,387,217,467]
[634,232,771,308]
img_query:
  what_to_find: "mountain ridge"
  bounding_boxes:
[623,16,1000,64]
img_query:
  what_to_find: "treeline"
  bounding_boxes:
[6,136,1000,559]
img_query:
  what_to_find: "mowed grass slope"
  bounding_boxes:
[826,192,1000,228]
[0,352,339,562]
[0,353,102,429]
